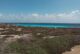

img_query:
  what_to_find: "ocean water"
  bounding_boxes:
[15,23,80,28]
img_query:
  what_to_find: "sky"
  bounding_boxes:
[0,0,80,23]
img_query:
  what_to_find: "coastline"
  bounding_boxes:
[0,24,80,54]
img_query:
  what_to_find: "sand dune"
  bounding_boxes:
[63,45,80,54]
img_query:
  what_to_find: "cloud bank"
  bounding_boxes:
[0,10,80,23]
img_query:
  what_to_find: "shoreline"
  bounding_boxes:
[0,23,80,28]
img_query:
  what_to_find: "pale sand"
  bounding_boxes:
[63,45,80,54]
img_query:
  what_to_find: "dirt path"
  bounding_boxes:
[63,45,80,54]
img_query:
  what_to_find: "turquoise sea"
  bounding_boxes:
[15,23,80,28]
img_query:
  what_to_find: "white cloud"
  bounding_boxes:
[32,13,39,17]
[71,10,80,14]
[0,10,80,23]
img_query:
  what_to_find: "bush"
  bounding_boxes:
[6,39,48,54]
[41,36,75,54]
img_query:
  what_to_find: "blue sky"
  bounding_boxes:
[0,0,80,23]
